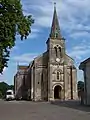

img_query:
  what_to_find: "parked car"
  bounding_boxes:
[6,90,15,101]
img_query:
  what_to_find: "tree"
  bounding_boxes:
[77,81,84,99]
[0,0,34,73]
[78,81,84,91]
[0,91,3,98]
[0,82,14,98]
[8,85,14,90]
[0,82,9,96]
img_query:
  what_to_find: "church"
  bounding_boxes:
[14,4,77,101]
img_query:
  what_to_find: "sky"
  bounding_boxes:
[0,0,90,85]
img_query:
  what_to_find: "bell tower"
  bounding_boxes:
[46,2,65,64]
[46,3,66,101]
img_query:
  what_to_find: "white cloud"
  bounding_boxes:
[21,0,90,40]
[16,28,40,40]
[31,28,40,33]
[0,75,3,82]
[67,41,90,63]
[27,33,38,39]
[11,46,19,52]
[68,49,90,60]
[13,53,39,63]
[3,67,7,72]
[27,28,41,39]
[70,31,90,39]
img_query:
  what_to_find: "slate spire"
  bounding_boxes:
[50,3,62,39]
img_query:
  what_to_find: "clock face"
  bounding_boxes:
[56,58,60,62]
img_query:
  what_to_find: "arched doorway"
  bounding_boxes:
[54,85,62,99]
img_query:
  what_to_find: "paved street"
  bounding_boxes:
[0,100,90,120]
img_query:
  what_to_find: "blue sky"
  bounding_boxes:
[0,0,90,85]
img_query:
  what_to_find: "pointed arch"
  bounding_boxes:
[59,47,61,52]
[54,46,58,57]
[52,69,63,74]
[59,47,62,57]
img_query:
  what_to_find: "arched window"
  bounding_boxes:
[59,47,61,52]
[57,72,59,80]
[59,47,62,57]
[54,47,57,57]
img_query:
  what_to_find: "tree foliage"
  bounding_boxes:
[77,81,84,98]
[0,82,14,98]
[8,85,14,90]
[78,81,84,91]
[0,0,34,73]
[0,91,2,98]
[0,82,9,96]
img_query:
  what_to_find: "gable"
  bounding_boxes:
[65,54,74,66]
[34,51,48,68]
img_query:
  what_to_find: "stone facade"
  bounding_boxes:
[79,58,90,105]
[14,66,28,99]
[14,5,77,101]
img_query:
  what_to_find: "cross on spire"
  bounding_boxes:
[50,2,62,39]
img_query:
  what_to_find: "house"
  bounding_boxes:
[79,57,90,105]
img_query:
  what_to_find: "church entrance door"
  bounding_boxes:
[54,85,62,99]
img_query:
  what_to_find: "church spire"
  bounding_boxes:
[50,2,62,39]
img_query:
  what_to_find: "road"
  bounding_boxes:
[0,100,90,120]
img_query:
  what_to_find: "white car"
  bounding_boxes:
[6,90,15,101]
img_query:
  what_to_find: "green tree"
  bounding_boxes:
[8,85,14,90]
[78,81,84,91]
[0,82,14,98]
[77,81,84,98]
[0,0,34,73]
[0,82,9,96]
[0,91,2,98]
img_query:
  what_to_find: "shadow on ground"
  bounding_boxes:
[50,100,90,112]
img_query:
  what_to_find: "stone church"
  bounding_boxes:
[14,5,77,101]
